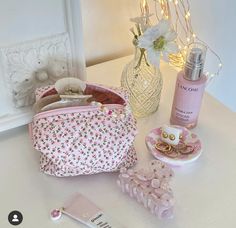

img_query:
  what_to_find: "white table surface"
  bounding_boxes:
[1,56,236,228]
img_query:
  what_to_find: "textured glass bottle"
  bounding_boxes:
[121,47,163,118]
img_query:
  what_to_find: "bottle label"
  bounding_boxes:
[87,212,125,228]
[177,84,199,92]
[174,107,194,122]
[171,78,206,127]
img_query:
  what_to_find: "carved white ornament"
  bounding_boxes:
[0,33,73,108]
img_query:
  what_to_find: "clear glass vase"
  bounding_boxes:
[121,47,163,118]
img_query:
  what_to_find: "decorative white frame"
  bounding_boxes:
[64,0,86,81]
[0,0,86,132]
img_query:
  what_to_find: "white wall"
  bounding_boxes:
[190,0,236,112]
[80,0,139,66]
[0,0,66,46]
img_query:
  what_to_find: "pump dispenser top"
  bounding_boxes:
[184,43,207,81]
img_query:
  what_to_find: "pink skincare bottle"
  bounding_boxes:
[170,43,207,129]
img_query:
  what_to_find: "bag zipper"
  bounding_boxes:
[33,104,124,120]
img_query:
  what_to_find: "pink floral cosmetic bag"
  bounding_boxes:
[30,82,138,177]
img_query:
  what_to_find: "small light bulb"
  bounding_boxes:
[192,33,196,38]
[187,37,190,42]
[185,11,191,19]
[161,10,164,15]
[175,0,178,5]
[219,63,222,68]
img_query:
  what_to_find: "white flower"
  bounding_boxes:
[138,20,178,68]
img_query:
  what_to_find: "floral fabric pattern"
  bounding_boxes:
[31,84,138,177]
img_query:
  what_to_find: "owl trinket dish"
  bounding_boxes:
[146,125,202,166]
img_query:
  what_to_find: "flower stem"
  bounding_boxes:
[135,49,144,69]
[135,24,142,36]
[135,48,149,69]
[143,52,150,67]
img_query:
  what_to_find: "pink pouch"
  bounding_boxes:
[30,83,137,177]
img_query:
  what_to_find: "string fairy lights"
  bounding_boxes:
[140,0,222,79]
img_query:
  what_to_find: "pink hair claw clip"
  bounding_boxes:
[117,160,174,219]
